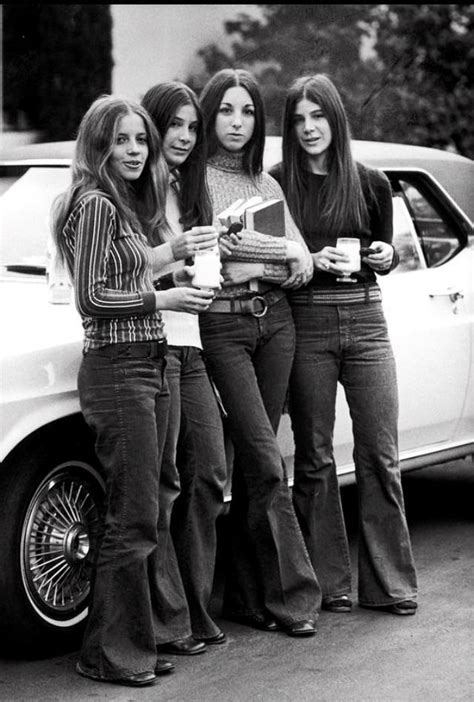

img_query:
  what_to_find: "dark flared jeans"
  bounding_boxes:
[289,300,418,606]
[77,346,192,681]
[199,298,321,625]
[163,345,228,639]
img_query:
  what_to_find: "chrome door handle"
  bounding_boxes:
[429,288,464,303]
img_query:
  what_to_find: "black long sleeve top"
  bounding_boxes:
[270,162,396,287]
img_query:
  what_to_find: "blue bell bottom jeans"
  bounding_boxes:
[199,298,321,625]
[76,348,192,681]
[289,300,417,606]
[163,345,228,639]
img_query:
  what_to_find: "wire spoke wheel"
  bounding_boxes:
[21,462,104,626]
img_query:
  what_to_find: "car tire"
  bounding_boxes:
[0,429,105,657]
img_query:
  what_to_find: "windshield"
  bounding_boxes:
[0,166,71,273]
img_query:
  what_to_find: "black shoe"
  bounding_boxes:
[283,619,317,637]
[361,600,418,616]
[77,663,157,687]
[195,630,227,645]
[155,658,175,675]
[225,613,280,632]
[322,595,352,613]
[159,636,207,655]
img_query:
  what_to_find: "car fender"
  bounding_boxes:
[0,279,84,462]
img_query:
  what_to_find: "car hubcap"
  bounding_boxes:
[21,463,104,625]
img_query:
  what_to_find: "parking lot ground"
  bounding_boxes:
[0,457,473,702]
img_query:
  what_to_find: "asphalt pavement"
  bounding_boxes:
[0,457,473,702]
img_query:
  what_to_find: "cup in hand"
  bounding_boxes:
[336,237,361,281]
[192,245,221,289]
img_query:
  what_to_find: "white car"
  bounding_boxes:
[1,139,473,656]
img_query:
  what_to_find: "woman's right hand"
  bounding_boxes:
[171,226,218,261]
[313,246,349,274]
[284,240,314,287]
[155,287,215,314]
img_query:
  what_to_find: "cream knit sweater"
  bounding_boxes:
[206,149,310,299]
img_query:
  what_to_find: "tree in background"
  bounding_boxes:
[188,4,473,158]
[3,4,113,141]
[369,4,473,157]
[188,4,374,135]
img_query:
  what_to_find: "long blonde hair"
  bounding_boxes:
[52,95,169,257]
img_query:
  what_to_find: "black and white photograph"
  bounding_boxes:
[1,4,473,700]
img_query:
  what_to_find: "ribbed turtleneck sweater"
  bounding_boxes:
[206,149,310,299]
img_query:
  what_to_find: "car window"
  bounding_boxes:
[0,166,71,271]
[398,179,460,267]
[387,173,464,273]
[391,196,426,273]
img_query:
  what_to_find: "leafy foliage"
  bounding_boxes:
[188,4,473,157]
[3,4,113,141]
[370,4,474,157]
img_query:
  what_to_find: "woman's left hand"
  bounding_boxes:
[173,265,196,287]
[363,241,394,271]
[221,261,264,285]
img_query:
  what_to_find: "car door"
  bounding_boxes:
[376,169,473,456]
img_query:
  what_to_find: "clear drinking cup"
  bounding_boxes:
[335,237,361,283]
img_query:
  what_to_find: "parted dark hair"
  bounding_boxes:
[52,94,168,255]
[199,68,265,177]
[141,81,213,231]
[281,74,368,235]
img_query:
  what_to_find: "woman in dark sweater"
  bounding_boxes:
[271,74,418,617]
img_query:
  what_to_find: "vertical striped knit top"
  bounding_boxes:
[62,193,165,351]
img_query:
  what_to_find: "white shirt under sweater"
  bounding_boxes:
[159,185,202,349]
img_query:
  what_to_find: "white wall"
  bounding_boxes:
[111,4,262,101]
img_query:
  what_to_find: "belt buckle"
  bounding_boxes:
[250,295,268,318]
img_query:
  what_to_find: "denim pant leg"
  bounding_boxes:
[200,300,321,625]
[341,303,417,605]
[149,348,193,645]
[290,304,352,598]
[77,353,169,679]
[167,346,227,639]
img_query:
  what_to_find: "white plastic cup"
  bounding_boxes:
[336,237,361,274]
[192,245,221,289]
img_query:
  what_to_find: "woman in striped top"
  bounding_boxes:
[52,95,215,687]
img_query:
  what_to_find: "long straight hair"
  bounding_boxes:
[199,68,265,177]
[141,81,212,233]
[52,95,169,257]
[281,74,368,235]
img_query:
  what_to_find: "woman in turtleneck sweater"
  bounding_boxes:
[198,68,321,638]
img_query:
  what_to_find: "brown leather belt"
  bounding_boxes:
[207,288,286,317]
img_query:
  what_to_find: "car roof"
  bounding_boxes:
[356,140,474,223]
[0,140,74,161]
[2,137,473,222]
[264,136,474,222]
